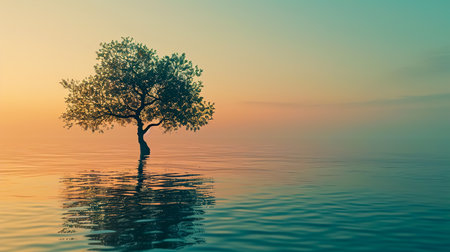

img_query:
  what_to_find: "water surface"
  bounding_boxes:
[1,141,449,251]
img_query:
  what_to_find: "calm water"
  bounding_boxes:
[1,141,450,251]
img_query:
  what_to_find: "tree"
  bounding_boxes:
[61,37,215,156]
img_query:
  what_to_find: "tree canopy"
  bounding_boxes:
[61,37,215,155]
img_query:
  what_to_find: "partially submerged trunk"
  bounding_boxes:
[138,132,150,157]
[137,126,150,157]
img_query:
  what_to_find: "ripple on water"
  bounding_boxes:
[0,143,450,251]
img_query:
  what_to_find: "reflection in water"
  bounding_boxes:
[59,159,215,251]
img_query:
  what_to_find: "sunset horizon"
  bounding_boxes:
[1,1,450,251]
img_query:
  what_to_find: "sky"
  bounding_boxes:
[1,0,450,148]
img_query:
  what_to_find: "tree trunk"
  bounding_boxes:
[138,131,150,157]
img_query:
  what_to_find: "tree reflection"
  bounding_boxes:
[59,158,215,250]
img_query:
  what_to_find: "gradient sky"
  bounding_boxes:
[1,0,450,146]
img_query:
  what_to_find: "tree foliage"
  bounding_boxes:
[61,37,215,135]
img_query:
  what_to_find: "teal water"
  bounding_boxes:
[0,142,449,251]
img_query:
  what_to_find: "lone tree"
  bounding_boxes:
[61,37,215,156]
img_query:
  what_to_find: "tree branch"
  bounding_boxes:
[143,98,160,106]
[143,119,164,133]
[136,96,159,116]
[92,112,135,120]
[107,112,135,119]
[104,106,136,119]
